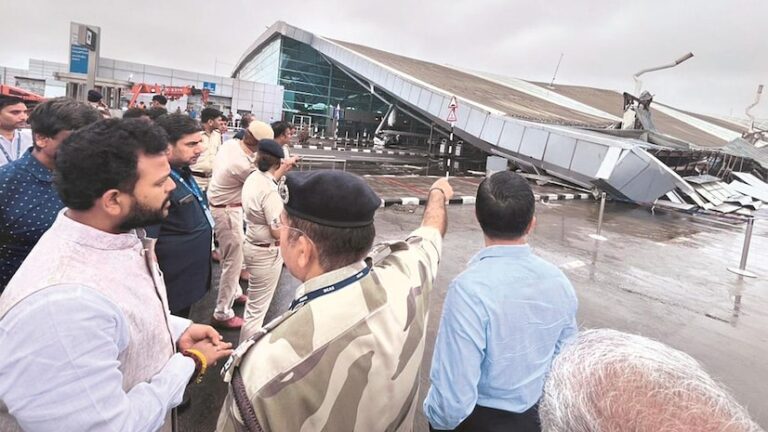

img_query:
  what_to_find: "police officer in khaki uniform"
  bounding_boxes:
[239,139,287,340]
[208,121,274,329]
[217,170,454,432]
[189,107,223,191]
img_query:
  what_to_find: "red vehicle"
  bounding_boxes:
[127,83,209,107]
[0,85,45,103]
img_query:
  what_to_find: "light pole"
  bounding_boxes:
[633,52,694,96]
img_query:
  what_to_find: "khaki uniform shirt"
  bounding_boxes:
[190,130,222,175]
[207,139,257,206]
[216,226,443,432]
[241,171,283,244]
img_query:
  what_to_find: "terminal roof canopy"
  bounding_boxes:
[233,21,755,204]
[327,40,743,149]
[234,21,746,150]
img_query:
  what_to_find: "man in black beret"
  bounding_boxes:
[86,89,111,119]
[217,170,454,431]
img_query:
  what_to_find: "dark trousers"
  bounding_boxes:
[429,404,540,432]
[174,305,192,319]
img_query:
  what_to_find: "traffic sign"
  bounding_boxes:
[448,96,458,109]
[446,109,457,123]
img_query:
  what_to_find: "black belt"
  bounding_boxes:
[252,241,280,248]
[210,202,241,208]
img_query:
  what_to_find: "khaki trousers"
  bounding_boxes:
[240,241,282,341]
[212,206,244,320]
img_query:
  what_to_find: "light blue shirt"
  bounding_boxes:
[0,129,33,167]
[0,285,194,432]
[424,244,578,430]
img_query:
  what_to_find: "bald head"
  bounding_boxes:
[540,329,762,432]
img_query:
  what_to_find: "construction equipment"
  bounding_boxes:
[0,85,45,103]
[127,83,209,108]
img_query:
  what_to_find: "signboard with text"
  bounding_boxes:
[202,81,217,94]
[69,45,89,74]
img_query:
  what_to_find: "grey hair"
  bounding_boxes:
[539,329,763,432]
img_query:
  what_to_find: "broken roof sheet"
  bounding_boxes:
[330,38,738,149]
[721,138,768,169]
[329,39,614,128]
[237,21,749,152]
[526,82,733,148]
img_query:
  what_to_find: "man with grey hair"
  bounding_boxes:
[539,329,763,432]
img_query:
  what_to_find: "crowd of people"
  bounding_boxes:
[0,94,763,432]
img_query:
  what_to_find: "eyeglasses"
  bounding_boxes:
[270,213,315,246]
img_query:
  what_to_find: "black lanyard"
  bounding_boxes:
[289,266,371,311]
[0,131,21,163]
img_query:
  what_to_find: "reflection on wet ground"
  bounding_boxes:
[180,198,768,431]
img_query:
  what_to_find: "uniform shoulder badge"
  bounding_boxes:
[278,177,289,204]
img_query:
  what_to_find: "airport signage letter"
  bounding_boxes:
[85,28,98,51]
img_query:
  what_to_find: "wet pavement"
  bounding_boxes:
[180,199,768,430]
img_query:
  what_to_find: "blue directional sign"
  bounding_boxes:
[202,81,217,94]
[70,45,89,74]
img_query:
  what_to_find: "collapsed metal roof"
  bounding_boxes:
[234,21,759,204]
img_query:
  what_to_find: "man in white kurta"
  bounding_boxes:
[0,118,231,432]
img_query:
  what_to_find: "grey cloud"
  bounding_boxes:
[1,0,766,117]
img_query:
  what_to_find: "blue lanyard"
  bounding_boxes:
[0,131,21,163]
[170,169,208,210]
[290,266,371,311]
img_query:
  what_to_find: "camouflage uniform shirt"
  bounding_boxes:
[216,226,443,432]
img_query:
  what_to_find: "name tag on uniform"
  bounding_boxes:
[222,338,255,382]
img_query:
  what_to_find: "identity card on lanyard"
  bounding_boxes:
[0,131,22,164]
[170,169,215,228]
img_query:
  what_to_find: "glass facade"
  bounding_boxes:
[279,37,389,134]
[236,36,436,144]
[237,36,384,134]
[237,37,281,86]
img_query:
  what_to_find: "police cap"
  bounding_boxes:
[247,120,274,141]
[258,139,284,158]
[282,171,381,228]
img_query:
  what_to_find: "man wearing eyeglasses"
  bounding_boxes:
[216,170,453,432]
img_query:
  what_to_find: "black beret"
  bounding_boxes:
[87,90,102,102]
[258,139,284,158]
[282,171,381,228]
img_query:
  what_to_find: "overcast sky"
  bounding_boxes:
[2,0,766,118]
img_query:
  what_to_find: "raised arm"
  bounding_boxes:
[421,177,454,237]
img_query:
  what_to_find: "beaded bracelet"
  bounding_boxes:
[182,349,208,384]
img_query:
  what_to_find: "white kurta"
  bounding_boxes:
[0,210,195,432]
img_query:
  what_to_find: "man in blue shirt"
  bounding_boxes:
[147,114,212,318]
[424,171,578,432]
[0,98,101,291]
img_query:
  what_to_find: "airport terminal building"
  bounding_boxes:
[4,20,766,206]
[232,21,767,205]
